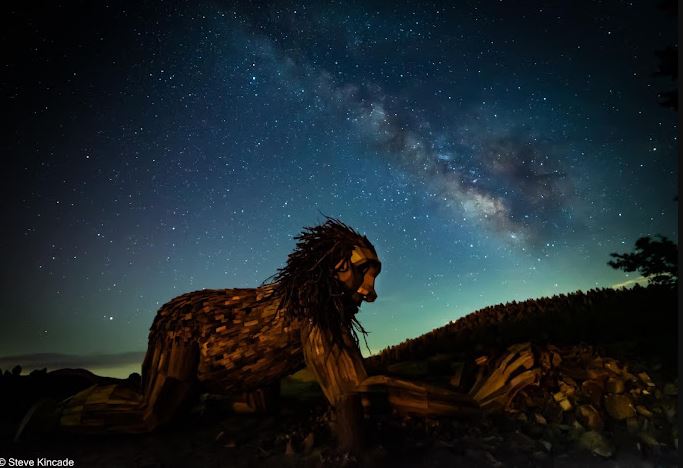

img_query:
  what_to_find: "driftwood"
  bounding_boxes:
[468,342,540,412]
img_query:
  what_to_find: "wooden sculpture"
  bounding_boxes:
[20,217,535,452]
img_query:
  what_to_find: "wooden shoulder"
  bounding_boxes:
[149,288,231,338]
[148,285,279,339]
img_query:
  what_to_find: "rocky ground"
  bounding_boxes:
[0,340,678,467]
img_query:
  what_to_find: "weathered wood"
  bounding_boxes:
[359,381,480,418]
[468,342,539,412]
[449,362,464,388]
[335,393,366,453]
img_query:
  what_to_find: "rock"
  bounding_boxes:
[559,381,576,397]
[302,432,315,454]
[558,399,572,412]
[636,405,653,418]
[622,371,638,383]
[603,359,622,375]
[539,440,552,452]
[637,372,656,387]
[552,391,566,402]
[581,380,604,406]
[590,356,604,368]
[534,413,547,425]
[586,368,609,381]
[578,430,614,458]
[576,405,603,430]
[606,378,625,394]
[604,394,636,420]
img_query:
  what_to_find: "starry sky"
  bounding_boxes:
[2,1,677,374]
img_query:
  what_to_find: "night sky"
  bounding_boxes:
[3,1,677,374]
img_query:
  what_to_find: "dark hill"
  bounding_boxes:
[366,284,677,374]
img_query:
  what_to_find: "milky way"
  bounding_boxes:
[3,1,677,372]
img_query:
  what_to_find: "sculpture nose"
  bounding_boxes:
[357,287,377,302]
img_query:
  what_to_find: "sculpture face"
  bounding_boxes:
[335,246,382,304]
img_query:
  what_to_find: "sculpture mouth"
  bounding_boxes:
[351,292,365,304]
[351,291,375,304]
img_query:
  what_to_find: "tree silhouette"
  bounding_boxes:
[608,235,678,286]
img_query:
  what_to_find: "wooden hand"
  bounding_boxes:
[300,320,482,454]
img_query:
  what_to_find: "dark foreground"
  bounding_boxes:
[1,284,678,467]
[1,345,678,468]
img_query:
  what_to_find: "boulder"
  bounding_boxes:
[604,394,636,420]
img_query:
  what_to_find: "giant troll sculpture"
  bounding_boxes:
[17,218,533,451]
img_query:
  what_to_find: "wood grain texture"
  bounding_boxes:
[58,283,307,433]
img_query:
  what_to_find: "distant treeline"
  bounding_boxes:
[366,284,677,371]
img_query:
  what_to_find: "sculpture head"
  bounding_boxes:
[334,244,382,304]
[266,217,380,349]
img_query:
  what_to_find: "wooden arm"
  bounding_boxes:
[356,375,480,417]
[300,320,368,453]
[300,321,481,452]
[300,321,368,405]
